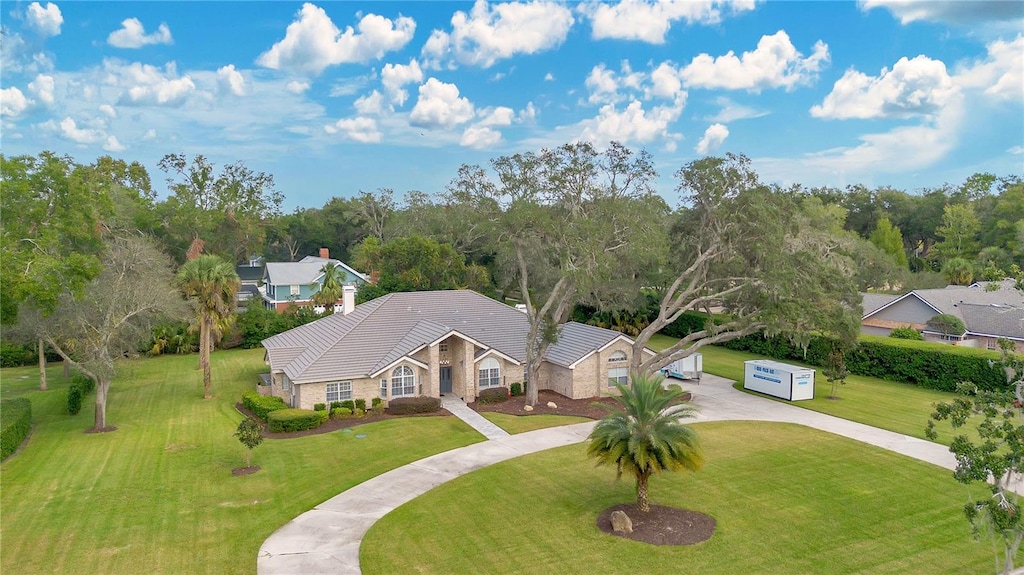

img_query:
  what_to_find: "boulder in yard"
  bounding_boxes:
[611,510,633,534]
[546,402,557,409]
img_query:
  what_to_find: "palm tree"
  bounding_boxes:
[176,255,240,399]
[587,372,704,512]
[311,261,345,314]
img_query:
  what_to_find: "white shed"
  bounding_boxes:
[743,360,815,401]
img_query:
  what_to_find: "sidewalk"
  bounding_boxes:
[258,375,980,575]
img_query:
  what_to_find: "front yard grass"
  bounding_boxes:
[481,412,591,434]
[645,335,966,445]
[362,420,999,574]
[0,349,483,575]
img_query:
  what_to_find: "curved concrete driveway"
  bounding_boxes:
[258,375,969,575]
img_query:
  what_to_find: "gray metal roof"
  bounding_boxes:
[262,290,643,383]
[546,321,626,368]
[264,257,367,286]
[298,256,368,281]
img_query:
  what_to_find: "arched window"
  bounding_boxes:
[479,357,501,389]
[391,365,416,397]
[608,350,627,363]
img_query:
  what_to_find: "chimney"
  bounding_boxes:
[319,247,330,259]
[342,285,356,315]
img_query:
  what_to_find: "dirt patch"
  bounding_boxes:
[231,465,261,476]
[234,403,454,439]
[469,390,692,420]
[596,503,716,546]
[84,426,118,434]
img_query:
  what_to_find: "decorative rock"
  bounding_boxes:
[611,510,633,534]
[523,405,534,412]
[547,402,557,409]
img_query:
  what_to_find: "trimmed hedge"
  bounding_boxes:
[509,382,523,397]
[268,408,323,432]
[1,398,32,461]
[331,407,353,419]
[388,396,441,415]
[67,374,96,415]
[242,392,288,421]
[478,387,509,404]
[719,333,1005,392]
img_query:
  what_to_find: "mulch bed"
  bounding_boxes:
[597,503,716,546]
[232,465,261,476]
[469,389,693,420]
[84,426,118,434]
[234,403,454,439]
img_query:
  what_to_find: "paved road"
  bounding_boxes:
[258,374,984,575]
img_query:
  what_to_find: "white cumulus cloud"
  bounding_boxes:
[381,59,423,106]
[354,90,385,114]
[696,123,729,154]
[99,104,117,118]
[578,99,683,148]
[0,87,31,116]
[26,2,62,37]
[107,18,173,48]
[59,117,104,144]
[460,125,503,148]
[104,135,126,152]
[285,80,310,94]
[324,116,382,143]
[257,4,415,75]
[954,35,1023,101]
[107,61,196,107]
[681,30,830,92]
[859,0,1024,25]
[580,0,756,44]
[422,0,574,69]
[217,64,246,96]
[28,74,55,105]
[409,78,475,129]
[811,55,956,120]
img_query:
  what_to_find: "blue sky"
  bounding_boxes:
[2,1,1022,211]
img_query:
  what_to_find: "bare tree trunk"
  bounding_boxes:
[37,339,47,391]
[202,315,212,399]
[94,378,109,431]
[246,447,252,468]
[63,359,70,378]
[637,471,650,512]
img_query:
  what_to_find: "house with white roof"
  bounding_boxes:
[860,279,1024,352]
[261,289,655,408]
[261,248,367,313]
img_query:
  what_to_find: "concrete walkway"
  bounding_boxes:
[440,395,510,440]
[258,375,984,575]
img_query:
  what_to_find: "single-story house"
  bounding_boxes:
[261,289,655,408]
[261,248,367,313]
[861,279,1024,352]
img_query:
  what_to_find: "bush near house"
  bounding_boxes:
[267,408,323,432]
[66,374,96,415]
[889,325,924,340]
[388,396,441,415]
[331,407,353,419]
[478,387,510,404]
[509,382,524,397]
[242,392,288,421]
[1,398,31,460]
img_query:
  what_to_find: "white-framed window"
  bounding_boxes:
[282,375,292,391]
[439,342,449,353]
[380,378,388,399]
[391,366,416,398]
[326,381,352,403]
[608,367,629,387]
[479,358,501,389]
[608,350,627,363]
[289,284,300,296]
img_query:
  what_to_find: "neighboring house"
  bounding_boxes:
[235,256,264,309]
[861,279,1024,352]
[261,289,655,409]
[261,248,367,312]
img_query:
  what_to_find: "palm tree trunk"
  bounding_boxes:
[637,470,651,512]
[202,315,212,399]
[37,339,47,391]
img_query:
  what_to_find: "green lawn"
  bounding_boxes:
[0,349,483,575]
[645,335,965,445]
[363,421,1000,574]
[482,412,592,434]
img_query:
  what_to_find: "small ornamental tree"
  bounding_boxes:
[926,313,966,337]
[889,325,924,340]
[926,340,1024,575]
[234,418,263,468]
[823,350,849,400]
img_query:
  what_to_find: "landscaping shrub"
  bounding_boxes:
[388,396,442,415]
[313,403,326,412]
[268,408,323,432]
[66,374,96,415]
[355,399,367,411]
[371,397,384,415]
[242,392,288,421]
[330,401,343,411]
[315,410,329,425]
[510,382,523,397]
[0,341,35,367]
[889,325,924,340]
[478,387,510,404]
[331,407,352,419]
[721,333,1004,392]
[340,400,355,411]
[1,398,31,461]
[666,383,684,394]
